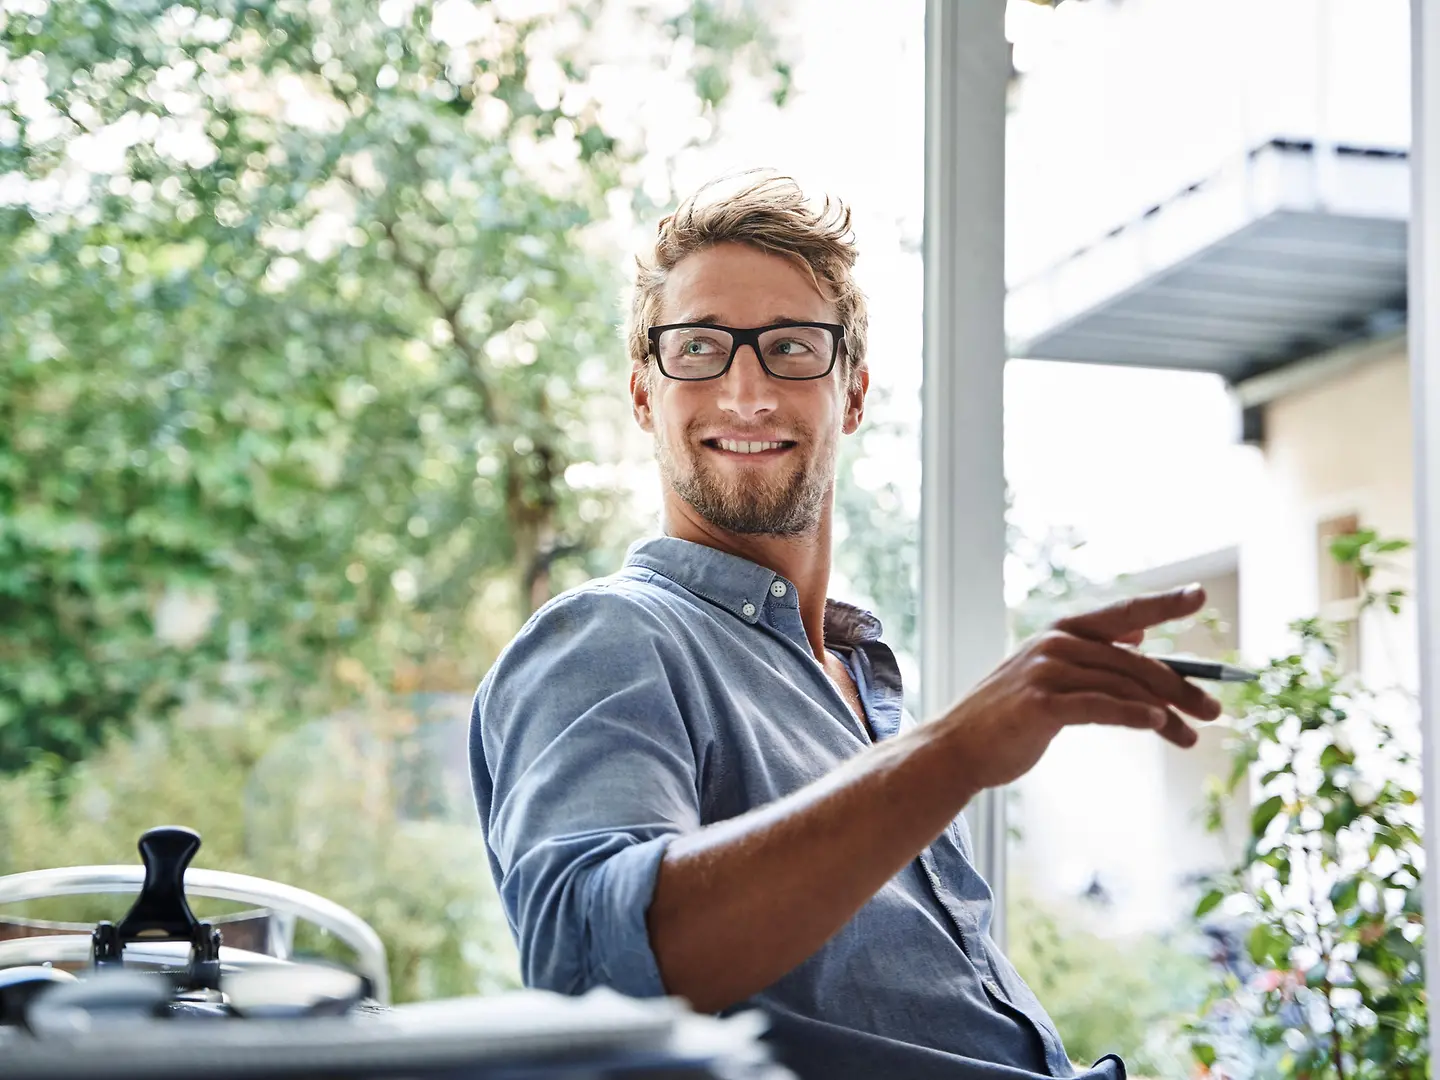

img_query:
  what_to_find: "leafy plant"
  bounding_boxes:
[1185,530,1424,1079]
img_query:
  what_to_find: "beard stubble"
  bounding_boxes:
[656,417,834,536]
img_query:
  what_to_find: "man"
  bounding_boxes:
[469,174,1221,1079]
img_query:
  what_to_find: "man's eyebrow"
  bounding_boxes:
[672,314,823,326]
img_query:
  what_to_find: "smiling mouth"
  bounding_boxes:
[703,438,797,456]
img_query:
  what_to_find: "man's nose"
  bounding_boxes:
[715,344,778,418]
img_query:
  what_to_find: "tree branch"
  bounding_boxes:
[522,539,588,598]
[377,217,500,429]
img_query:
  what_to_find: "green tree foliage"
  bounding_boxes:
[1186,531,1425,1080]
[832,384,920,661]
[1008,886,1210,1076]
[0,0,788,769]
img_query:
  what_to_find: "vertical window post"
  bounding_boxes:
[1410,0,1440,1065]
[921,0,1011,944]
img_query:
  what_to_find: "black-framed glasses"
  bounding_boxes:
[647,322,845,381]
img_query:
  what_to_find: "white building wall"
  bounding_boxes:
[1011,562,1247,932]
[1242,344,1419,695]
[1014,342,1420,933]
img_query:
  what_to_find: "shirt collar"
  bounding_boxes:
[624,535,906,741]
[625,535,784,626]
[823,598,884,648]
[623,535,884,650]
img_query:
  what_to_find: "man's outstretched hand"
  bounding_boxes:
[939,585,1223,796]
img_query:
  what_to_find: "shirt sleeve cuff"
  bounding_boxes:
[585,833,675,1000]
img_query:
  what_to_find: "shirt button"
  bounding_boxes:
[770,580,788,598]
[741,601,757,618]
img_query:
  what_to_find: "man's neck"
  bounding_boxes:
[661,498,834,663]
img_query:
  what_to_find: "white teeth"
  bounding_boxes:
[717,439,785,454]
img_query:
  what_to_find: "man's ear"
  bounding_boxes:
[842,363,869,435]
[631,362,656,433]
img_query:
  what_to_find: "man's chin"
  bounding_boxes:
[659,450,826,535]
[683,486,818,537]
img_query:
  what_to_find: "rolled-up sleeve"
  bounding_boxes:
[470,586,703,998]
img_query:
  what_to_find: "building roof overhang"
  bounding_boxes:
[1006,139,1409,383]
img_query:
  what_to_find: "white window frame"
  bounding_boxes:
[1410,0,1440,1064]
[920,0,1010,945]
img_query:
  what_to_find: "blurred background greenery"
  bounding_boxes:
[1008,880,1211,1077]
[0,0,797,771]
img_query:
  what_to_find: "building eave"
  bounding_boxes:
[1007,140,1410,383]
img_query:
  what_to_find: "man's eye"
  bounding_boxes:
[772,339,812,355]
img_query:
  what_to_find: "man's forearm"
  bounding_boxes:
[645,715,976,1013]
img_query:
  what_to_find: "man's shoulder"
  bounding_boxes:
[522,563,690,635]
[482,565,694,682]
[472,566,699,743]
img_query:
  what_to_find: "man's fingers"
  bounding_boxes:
[1055,666,1182,717]
[1157,708,1199,749]
[1041,635,1223,721]
[1054,585,1207,643]
[1059,692,1168,732]
[1056,693,1199,748]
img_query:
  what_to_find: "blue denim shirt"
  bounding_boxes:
[470,536,1126,1080]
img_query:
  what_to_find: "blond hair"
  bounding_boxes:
[627,172,869,385]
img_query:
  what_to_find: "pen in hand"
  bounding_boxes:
[1152,656,1258,683]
